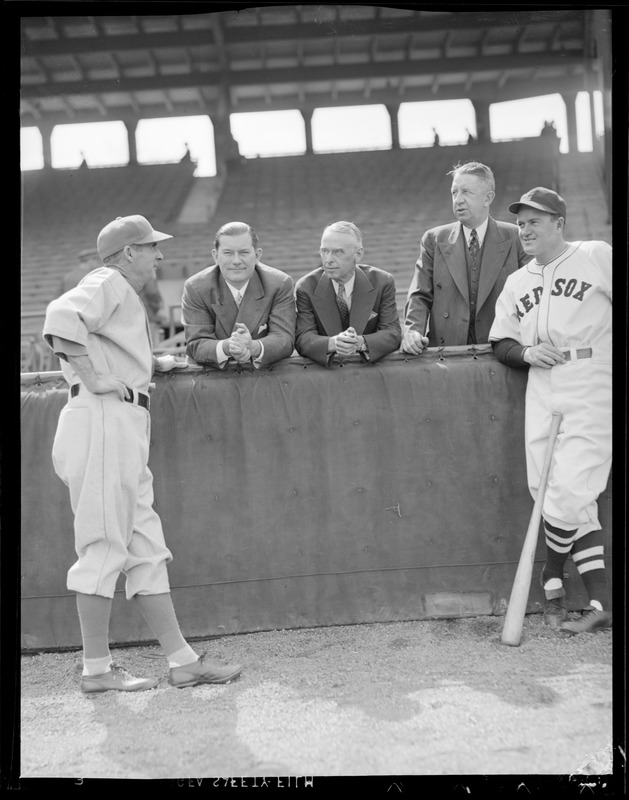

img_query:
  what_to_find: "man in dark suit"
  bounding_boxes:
[182,221,296,368]
[295,220,401,366]
[401,161,530,353]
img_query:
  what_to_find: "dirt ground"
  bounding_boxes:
[15,614,621,792]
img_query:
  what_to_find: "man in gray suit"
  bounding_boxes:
[182,221,296,368]
[401,161,530,353]
[295,221,401,366]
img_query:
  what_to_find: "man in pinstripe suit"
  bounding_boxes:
[401,161,530,353]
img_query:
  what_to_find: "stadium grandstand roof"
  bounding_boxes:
[20,6,599,127]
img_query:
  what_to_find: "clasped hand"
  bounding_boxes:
[334,327,361,356]
[227,323,256,363]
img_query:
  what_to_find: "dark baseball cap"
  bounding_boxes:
[97,215,173,259]
[508,187,567,219]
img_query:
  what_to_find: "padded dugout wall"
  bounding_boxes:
[20,348,612,651]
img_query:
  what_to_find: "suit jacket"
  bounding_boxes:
[404,216,530,347]
[295,265,401,366]
[182,262,296,367]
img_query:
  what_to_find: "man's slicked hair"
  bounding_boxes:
[214,221,259,250]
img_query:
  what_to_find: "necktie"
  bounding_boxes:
[336,283,350,328]
[469,229,480,259]
[235,291,243,307]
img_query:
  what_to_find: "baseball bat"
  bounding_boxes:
[501,411,562,646]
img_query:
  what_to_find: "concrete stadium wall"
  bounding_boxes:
[20,348,612,651]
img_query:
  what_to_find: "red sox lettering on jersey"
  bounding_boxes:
[516,278,593,319]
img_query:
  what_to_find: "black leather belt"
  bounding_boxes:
[70,384,150,410]
[561,347,593,361]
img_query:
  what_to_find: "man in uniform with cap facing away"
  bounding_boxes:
[44,214,244,692]
[489,188,613,635]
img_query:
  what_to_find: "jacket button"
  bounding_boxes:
[443,312,449,318]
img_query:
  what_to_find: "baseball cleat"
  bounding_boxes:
[81,664,159,694]
[543,596,568,628]
[539,567,567,627]
[169,655,244,688]
[560,607,612,635]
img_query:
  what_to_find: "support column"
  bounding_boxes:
[300,109,314,154]
[213,117,229,176]
[124,120,138,165]
[214,116,242,174]
[39,122,54,169]
[386,104,400,149]
[561,92,578,154]
[471,100,491,143]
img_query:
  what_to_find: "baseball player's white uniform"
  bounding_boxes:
[489,240,612,535]
[43,267,173,599]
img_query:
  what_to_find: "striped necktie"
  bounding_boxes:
[235,291,243,307]
[469,229,480,259]
[336,282,350,328]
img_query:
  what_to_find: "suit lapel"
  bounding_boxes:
[236,268,267,336]
[212,274,238,338]
[348,267,375,333]
[440,224,468,301]
[312,273,344,334]
[477,217,509,311]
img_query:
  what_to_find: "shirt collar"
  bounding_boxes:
[332,273,355,298]
[462,217,489,246]
[226,280,250,300]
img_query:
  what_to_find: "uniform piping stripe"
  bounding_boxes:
[572,546,604,562]
[576,559,606,574]
[545,528,577,546]
[545,539,573,554]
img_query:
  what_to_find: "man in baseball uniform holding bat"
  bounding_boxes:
[489,188,612,634]
[44,214,244,692]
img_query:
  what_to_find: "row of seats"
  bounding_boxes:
[22,162,195,227]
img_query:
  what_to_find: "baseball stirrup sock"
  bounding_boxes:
[542,520,577,586]
[571,530,608,609]
[133,592,196,663]
[76,593,113,661]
